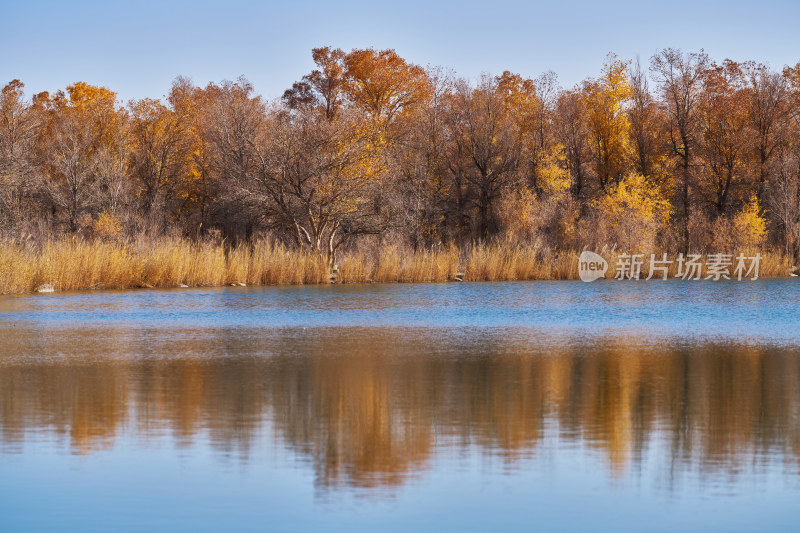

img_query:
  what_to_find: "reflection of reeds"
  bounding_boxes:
[0,237,793,293]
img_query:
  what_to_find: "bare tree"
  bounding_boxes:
[742,62,791,194]
[529,71,559,193]
[212,79,389,264]
[697,61,750,215]
[43,109,102,232]
[445,76,521,241]
[0,80,42,232]
[628,59,662,179]
[767,149,800,261]
[651,48,709,251]
[282,47,347,121]
[391,66,455,248]
[554,89,589,200]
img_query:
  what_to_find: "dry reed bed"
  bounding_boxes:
[0,238,793,294]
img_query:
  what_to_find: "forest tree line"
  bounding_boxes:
[2,47,800,264]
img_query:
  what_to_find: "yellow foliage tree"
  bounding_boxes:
[496,70,559,193]
[583,54,632,192]
[128,97,187,218]
[733,194,768,249]
[599,172,670,251]
[538,148,572,196]
[343,48,432,125]
[168,77,217,228]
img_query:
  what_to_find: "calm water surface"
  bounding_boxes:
[1,281,799,532]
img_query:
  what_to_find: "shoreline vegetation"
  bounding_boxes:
[2,48,800,294]
[0,238,793,294]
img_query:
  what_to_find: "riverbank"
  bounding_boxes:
[0,238,794,294]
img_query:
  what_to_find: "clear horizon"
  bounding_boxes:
[2,0,799,102]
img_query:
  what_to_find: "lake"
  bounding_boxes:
[1,281,799,532]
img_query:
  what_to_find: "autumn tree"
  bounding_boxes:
[212,79,389,264]
[766,64,800,260]
[166,76,218,234]
[391,67,455,248]
[598,172,670,252]
[40,82,126,232]
[742,61,791,194]
[2,47,800,263]
[554,89,589,200]
[628,60,665,180]
[767,148,800,260]
[496,70,558,193]
[697,60,751,215]
[445,76,521,241]
[583,54,632,192]
[204,78,267,239]
[283,47,347,120]
[651,48,709,251]
[0,80,42,231]
[529,72,559,193]
[343,48,432,126]
[128,94,190,229]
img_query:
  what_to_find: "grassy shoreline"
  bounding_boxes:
[0,238,794,294]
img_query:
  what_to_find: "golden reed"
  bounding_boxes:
[0,238,793,294]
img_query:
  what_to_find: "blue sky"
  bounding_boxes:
[2,0,798,103]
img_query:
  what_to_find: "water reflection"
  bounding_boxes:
[2,326,798,493]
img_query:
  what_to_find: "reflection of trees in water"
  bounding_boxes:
[0,327,799,490]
